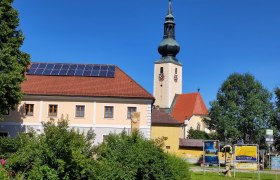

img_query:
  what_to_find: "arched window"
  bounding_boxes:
[196,123,201,131]
[175,68,177,74]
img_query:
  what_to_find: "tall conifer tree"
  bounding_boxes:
[0,0,30,116]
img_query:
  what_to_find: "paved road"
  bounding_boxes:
[190,166,280,174]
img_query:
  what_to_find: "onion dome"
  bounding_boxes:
[158,0,181,63]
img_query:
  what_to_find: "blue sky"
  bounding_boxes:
[14,0,280,107]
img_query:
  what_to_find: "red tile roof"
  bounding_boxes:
[151,109,182,125]
[21,65,154,99]
[171,93,208,123]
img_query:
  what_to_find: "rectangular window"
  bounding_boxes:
[127,107,137,119]
[103,135,109,142]
[48,105,58,117]
[75,105,85,117]
[0,132,8,137]
[104,106,113,118]
[25,104,34,116]
[166,146,171,150]
[160,67,164,74]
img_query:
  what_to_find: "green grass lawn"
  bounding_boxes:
[191,172,279,180]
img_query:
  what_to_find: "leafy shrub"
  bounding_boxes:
[188,128,217,140]
[0,133,32,159]
[166,155,191,180]
[6,118,96,179]
[2,120,191,179]
[94,130,191,180]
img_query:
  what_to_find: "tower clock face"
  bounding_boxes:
[159,73,164,81]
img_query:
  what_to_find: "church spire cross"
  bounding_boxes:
[168,0,173,15]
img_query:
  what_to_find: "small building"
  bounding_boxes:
[178,139,204,164]
[151,94,208,161]
[151,109,184,154]
[0,63,154,144]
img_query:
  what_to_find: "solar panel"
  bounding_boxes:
[83,70,91,76]
[54,64,62,69]
[101,66,108,71]
[69,64,77,69]
[51,70,60,75]
[85,65,93,71]
[107,71,115,77]
[91,70,99,76]
[43,69,52,75]
[62,64,70,70]
[99,70,107,77]
[35,69,44,75]
[46,64,55,69]
[77,65,85,70]
[92,65,100,71]
[75,70,83,76]
[28,69,36,74]
[38,64,47,68]
[108,66,115,71]
[59,69,67,75]
[30,63,39,69]
[27,63,116,78]
[67,69,75,76]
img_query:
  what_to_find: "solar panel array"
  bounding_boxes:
[27,63,116,78]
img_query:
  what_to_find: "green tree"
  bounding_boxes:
[188,128,218,140]
[95,131,191,180]
[6,118,96,179]
[0,0,30,117]
[3,123,191,179]
[188,128,209,139]
[275,87,280,111]
[0,132,32,159]
[204,73,273,145]
[272,87,280,150]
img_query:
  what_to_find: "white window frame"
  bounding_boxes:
[127,107,137,119]
[75,105,85,118]
[104,106,114,118]
[48,104,58,117]
[25,104,34,116]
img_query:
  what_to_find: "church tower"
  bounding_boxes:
[153,0,182,109]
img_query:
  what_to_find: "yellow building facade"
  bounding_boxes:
[151,125,183,154]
